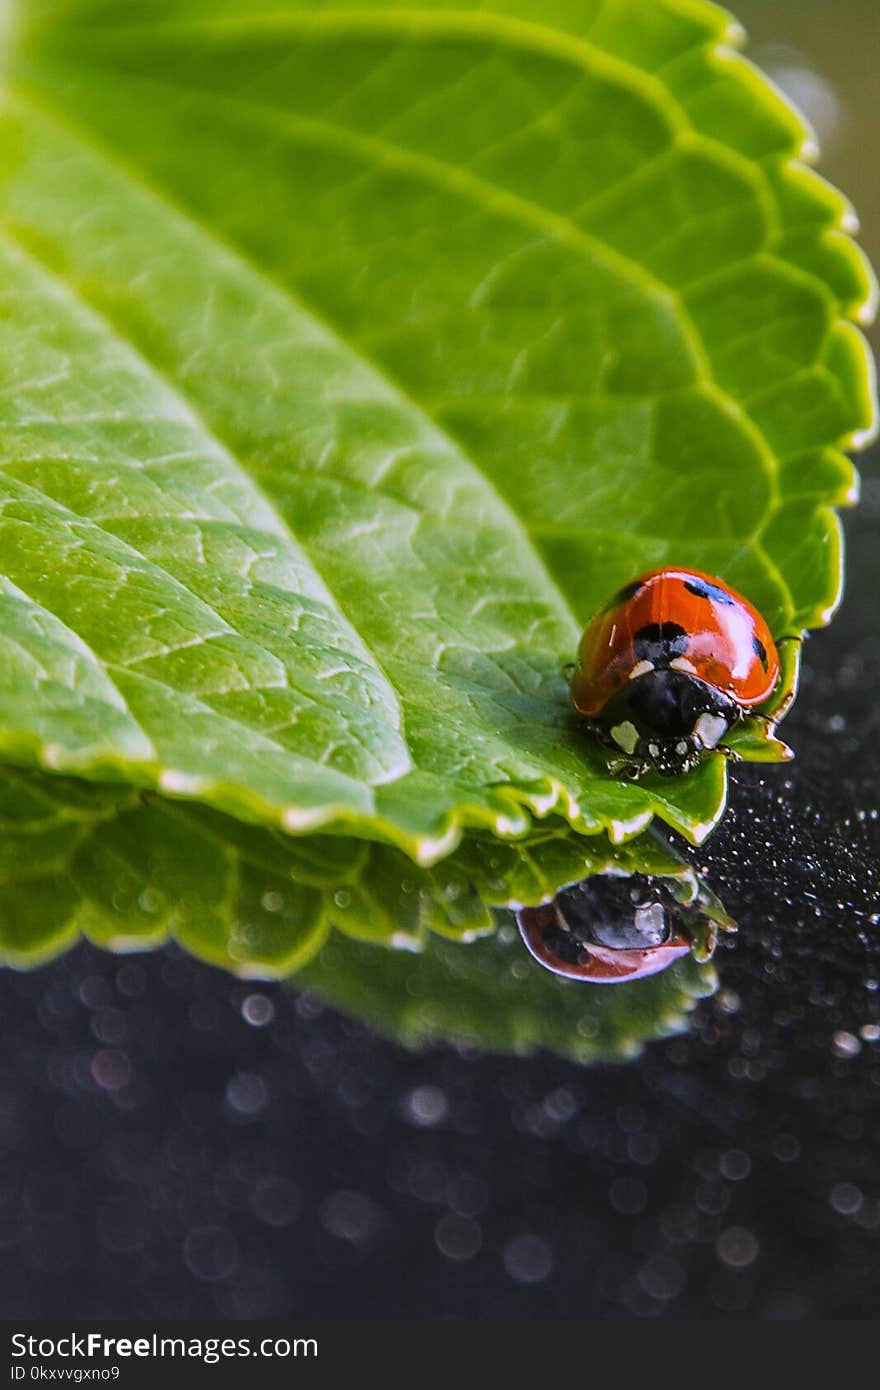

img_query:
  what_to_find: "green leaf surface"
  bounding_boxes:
[298,928,715,1064]
[0,0,873,862]
[0,762,703,971]
[0,759,715,1061]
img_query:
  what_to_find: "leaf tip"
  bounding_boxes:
[413,824,461,867]
[607,811,653,845]
[723,18,747,52]
[158,769,208,797]
[390,931,422,953]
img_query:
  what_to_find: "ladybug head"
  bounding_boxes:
[517,873,695,983]
[599,667,741,777]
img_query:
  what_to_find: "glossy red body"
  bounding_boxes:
[517,902,691,983]
[571,567,779,719]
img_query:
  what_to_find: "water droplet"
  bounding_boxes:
[90,1049,130,1091]
[79,976,112,1009]
[829,1182,863,1216]
[403,1085,448,1128]
[225,1071,268,1115]
[435,1213,482,1262]
[771,1134,800,1163]
[716,1226,760,1269]
[832,1030,862,1058]
[319,1190,379,1245]
[502,1233,555,1284]
[241,993,275,1027]
[717,989,741,1015]
[719,1149,752,1182]
[251,1179,301,1228]
[639,1254,685,1301]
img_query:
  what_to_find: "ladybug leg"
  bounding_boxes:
[587,720,647,781]
[717,744,743,764]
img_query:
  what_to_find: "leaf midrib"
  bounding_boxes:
[0,213,422,770]
[1,91,604,822]
[28,44,790,504]
[18,2,798,465]
[0,2,858,846]
[6,83,584,626]
[44,56,800,612]
[2,68,797,700]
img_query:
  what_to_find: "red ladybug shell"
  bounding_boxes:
[571,567,779,720]
[517,902,691,983]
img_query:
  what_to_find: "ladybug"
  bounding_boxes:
[516,870,736,984]
[571,567,793,777]
[517,876,691,982]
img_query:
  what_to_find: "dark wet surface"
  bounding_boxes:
[0,473,877,1320]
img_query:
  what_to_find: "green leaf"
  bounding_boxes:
[0,763,703,967]
[298,928,715,1064]
[0,760,716,1061]
[0,0,873,862]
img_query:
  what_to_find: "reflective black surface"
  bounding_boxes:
[1,0,879,1322]
[0,477,877,1319]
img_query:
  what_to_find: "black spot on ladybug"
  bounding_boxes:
[684,577,735,606]
[539,922,585,967]
[633,621,689,665]
[602,578,644,612]
[753,635,769,672]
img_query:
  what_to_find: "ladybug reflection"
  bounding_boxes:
[517,873,723,984]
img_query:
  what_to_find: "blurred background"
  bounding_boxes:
[0,0,878,1320]
[740,1,879,353]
